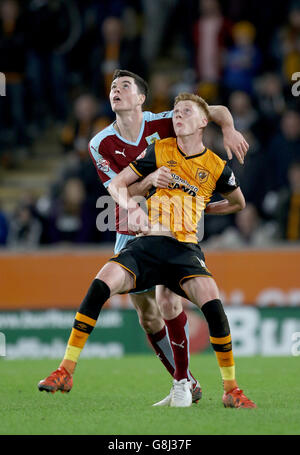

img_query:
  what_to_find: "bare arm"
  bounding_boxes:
[108,166,140,210]
[127,174,153,198]
[205,187,246,215]
[128,166,172,198]
[108,166,150,233]
[208,105,249,164]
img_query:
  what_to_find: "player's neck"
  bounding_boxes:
[177,132,205,156]
[114,110,144,142]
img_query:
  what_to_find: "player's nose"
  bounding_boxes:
[175,110,183,118]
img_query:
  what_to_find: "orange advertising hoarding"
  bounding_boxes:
[0,247,299,309]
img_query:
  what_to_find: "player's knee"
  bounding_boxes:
[137,312,163,334]
[158,299,182,319]
[138,316,154,333]
[96,262,134,295]
[156,292,182,320]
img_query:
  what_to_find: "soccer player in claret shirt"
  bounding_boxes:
[39,92,255,408]
[38,71,249,405]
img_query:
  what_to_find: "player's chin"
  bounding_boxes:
[111,102,123,112]
[173,127,180,136]
[174,125,185,135]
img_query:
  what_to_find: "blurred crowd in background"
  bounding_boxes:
[0,0,300,249]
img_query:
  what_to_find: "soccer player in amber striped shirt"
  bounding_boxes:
[39,91,256,408]
[38,70,249,406]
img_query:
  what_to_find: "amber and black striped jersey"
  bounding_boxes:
[129,137,239,243]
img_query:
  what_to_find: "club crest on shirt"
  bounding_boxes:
[145,132,160,145]
[96,158,110,172]
[136,149,147,160]
[196,167,209,184]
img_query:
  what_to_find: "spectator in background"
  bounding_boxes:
[91,14,145,99]
[276,160,300,241]
[196,80,221,105]
[201,128,267,241]
[223,20,261,95]
[44,177,95,244]
[94,16,123,98]
[60,93,110,154]
[53,92,114,245]
[146,71,172,112]
[254,72,286,145]
[0,201,9,245]
[229,130,266,211]
[66,0,128,90]
[140,0,180,70]
[7,202,42,249]
[228,90,260,134]
[193,0,232,83]
[266,109,300,192]
[0,0,28,165]
[271,0,300,86]
[204,203,276,249]
[25,0,75,129]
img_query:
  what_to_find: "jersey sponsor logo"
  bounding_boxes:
[169,173,199,196]
[167,160,177,167]
[145,132,160,145]
[228,172,236,186]
[115,149,126,157]
[96,158,110,172]
[196,168,209,184]
[136,149,146,160]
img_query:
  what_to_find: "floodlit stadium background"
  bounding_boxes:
[0,0,300,359]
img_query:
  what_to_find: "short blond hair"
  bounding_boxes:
[174,92,210,120]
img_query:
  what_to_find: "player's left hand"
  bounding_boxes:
[222,128,249,165]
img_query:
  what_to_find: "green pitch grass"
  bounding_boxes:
[0,354,299,435]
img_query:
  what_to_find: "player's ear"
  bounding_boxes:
[200,117,208,128]
[138,93,146,106]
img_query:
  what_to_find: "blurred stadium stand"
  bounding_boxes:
[0,0,299,247]
[0,0,300,295]
[0,0,300,359]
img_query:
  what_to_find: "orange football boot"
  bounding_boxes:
[222,387,257,409]
[38,367,73,394]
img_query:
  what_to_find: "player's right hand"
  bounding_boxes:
[150,166,172,188]
[127,206,150,235]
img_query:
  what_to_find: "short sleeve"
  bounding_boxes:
[89,139,117,187]
[129,142,157,177]
[215,164,240,194]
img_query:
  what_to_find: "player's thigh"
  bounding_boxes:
[182,276,220,309]
[129,288,158,318]
[96,262,134,295]
[155,285,183,320]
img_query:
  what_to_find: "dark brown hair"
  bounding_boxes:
[112,69,149,101]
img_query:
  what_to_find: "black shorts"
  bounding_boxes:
[108,235,212,299]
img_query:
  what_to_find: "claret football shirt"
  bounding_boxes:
[89,111,174,234]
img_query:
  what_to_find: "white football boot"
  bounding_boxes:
[152,380,201,406]
[170,379,192,407]
[152,385,174,407]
